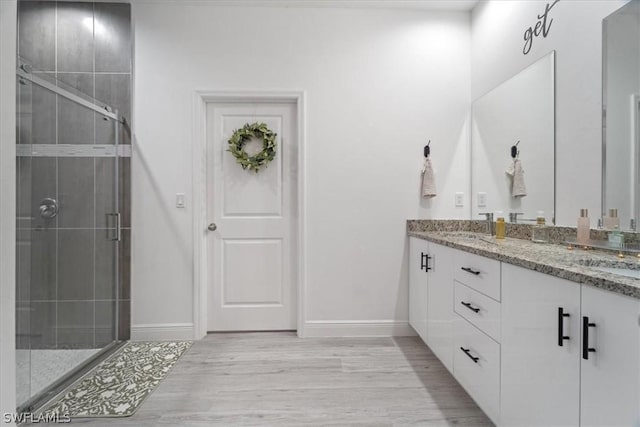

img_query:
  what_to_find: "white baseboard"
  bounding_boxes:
[130,323,195,341]
[302,320,416,337]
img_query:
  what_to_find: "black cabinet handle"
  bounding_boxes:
[461,267,481,276]
[582,316,596,360]
[460,347,479,363]
[461,301,480,313]
[558,307,570,347]
[420,253,432,272]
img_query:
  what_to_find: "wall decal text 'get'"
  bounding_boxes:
[523,0,560,55]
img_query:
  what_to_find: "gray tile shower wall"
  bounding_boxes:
[18,1,56,72]
[94,3,131,73]
[56,2,94,72]
[17,1,131,350]
[95,74,131,144]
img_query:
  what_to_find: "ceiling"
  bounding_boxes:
[158,0,481,11]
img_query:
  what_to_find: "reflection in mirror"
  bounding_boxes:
[603,0,640,232]
[471,51,556,224]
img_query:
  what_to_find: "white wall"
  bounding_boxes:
[131,2,470,336]
[0,1,17,423]
[471,0,629,226]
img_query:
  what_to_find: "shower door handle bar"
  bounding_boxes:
[109,213,122,241]
[115,212,122,242]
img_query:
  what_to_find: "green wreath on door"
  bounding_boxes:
[227,122,277,173]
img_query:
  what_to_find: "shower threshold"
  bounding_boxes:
[17,341,127,416]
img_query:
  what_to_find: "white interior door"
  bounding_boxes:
[206,101,297,331]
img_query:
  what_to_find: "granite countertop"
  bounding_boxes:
[408,230,640,300]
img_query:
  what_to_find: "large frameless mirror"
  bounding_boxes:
[471,51,556,224]
[603,0,640,232]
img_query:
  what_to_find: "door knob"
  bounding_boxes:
[208,223,217,231]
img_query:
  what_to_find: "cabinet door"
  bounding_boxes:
[408,237,429,342]
[453,314,501,424]
[426,243,454,371]
[580,286,640,427]
[501,264,581,427]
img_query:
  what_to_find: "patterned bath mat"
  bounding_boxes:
[42,341,192,418]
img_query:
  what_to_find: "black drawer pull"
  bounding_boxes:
[461,301,480,313]
[558,307,570,347]
[461,267,481,276]
[582,316,596,360]
[460,347,479,363]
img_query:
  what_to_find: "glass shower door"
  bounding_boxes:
[16,65,123,410]
[16,73,34,407]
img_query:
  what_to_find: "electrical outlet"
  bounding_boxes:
[477,192,487,207]
[455,192,464,207]
[176,193,185,208]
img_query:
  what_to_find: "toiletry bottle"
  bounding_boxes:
[532,211,550,243]
[604,208,620,230]
[608,225,625,248]
[577,209,590,245]
[495,212,506,240]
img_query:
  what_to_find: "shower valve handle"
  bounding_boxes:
[39,198,58,219]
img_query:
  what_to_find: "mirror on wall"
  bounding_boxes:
[603,0,640,232]
[471,51,556,224]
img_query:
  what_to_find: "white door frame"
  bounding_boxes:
[191,90,307,339]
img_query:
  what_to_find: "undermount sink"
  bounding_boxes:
[592,267,640,280]
[577,259,640,280]
[437,232,497,245]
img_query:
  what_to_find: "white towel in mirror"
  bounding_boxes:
[421,158,437,198]
[506,159,527,198]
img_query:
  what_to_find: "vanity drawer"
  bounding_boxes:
[453,250,501,301]
[453,315,500,424]
[454,281,501,342]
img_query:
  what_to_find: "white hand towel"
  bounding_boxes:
[421,158,437,198]
[506,159,527,198]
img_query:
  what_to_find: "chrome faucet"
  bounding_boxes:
[479,212,495,236]
[509,212,524,224]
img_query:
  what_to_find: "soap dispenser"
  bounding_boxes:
[577,209,590,245]
[604,208,620,230]
[532,211,549,243]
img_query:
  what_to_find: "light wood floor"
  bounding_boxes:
[49,332,493,426]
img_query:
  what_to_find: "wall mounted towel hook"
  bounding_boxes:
[511,140,520,159]
[424,140,431,158]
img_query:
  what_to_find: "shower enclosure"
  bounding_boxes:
[15,63,130,412]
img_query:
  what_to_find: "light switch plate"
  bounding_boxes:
[477,192,487,207]
[455,192,464,207]
[176,193,185,208]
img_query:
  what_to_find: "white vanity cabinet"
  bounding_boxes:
[426,243,455,371]
[409,235,640,426]
[580,285,640,427]
[408,237,454,369]
[452,252,502,424]
[501,263,581,426]
[501,263,640,427]
[409,237,429,342]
